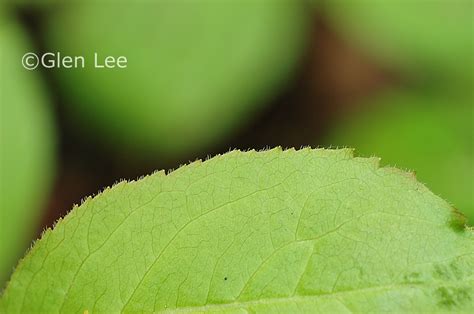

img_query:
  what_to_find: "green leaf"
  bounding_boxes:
[1,148,473,313]
[43,1,309,157]
[325,91,473,225]
[0,12,55,283]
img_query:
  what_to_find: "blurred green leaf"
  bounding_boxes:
[325,92,473,224]
[43,1,309,157]
[0,13,55,282]
[323,0,473,87]
[2,148,473,312]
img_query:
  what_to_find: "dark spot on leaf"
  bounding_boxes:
[433,261,465,281]
[434,264,450,280]
[224,277,228,281]
[403,272,423,284]
[449,207,467,231]
[435,286,471,308]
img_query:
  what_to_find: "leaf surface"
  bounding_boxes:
[1,148,473,313]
